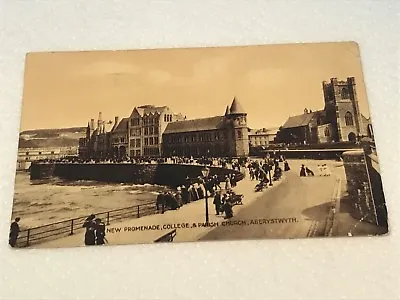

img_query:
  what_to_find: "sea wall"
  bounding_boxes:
[254,149,358,160]
[30,162,243,187]
[342,150,387,226]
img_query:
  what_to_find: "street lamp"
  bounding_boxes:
[201,166,210,225]
[268,158,274,186]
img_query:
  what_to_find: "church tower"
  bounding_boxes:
[322,77,363,142]
[226,97,249,157]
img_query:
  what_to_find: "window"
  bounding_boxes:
[341,87,349,99]
[184,136,189,143]
[164,115,167,122]
[144,138,149,146]
[154,137,159,144]
[237,130,242,139]
[149,137,154,145]
[324,127,330,137]
[135,139,141,147]
[345,112,354,126]
[51,151,54,154]
[149,127,153,135]
[144,127,148,135]
[38,152,42,155]
[135,150,141,156]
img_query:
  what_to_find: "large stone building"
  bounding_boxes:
[79,105,184,159]
[276,77,374,144]
[162,98,249,158]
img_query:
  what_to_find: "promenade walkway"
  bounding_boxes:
[37,166,285,248]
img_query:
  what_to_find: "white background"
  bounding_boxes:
[0,1,399,300]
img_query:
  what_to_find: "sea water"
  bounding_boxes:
[11,172,169,229]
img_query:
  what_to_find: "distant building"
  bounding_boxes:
[17,147,78,170]
[162,98,249,158]
[248,127,279,148]
[276,77,374,144]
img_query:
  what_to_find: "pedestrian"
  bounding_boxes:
[284,160,290,171]
[95,218,106,245]
[213,191,222,215]
[156,192,166,213]
[9,217,21,248]
[300,164,307,177]
[224,175,231,191]
[82,214,96,246]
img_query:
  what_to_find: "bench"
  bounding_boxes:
[154,229,177,243]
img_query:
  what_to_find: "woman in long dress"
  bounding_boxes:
[224,176,232,191]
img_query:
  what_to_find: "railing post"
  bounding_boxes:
[26,229,30,247]
[69,219,74,235]
[106,212,110,225]
[137,205,140,218]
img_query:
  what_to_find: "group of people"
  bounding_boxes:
[213,190,243,218]
[299,164,332,177]
[82,214,107,246]
[247,156,289,190]
[156,173,240,214]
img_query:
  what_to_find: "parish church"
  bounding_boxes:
[276,77,374,145]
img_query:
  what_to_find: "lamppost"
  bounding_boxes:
[201,166,210,225]
[268,158,274,186]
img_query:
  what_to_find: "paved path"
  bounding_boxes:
[200,160,344,241]
[37,159,347,248]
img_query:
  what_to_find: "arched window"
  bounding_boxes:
[341,87,349,99]
[324,127,330,137]
[345,112,354,126]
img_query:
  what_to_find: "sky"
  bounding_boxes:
[19,41,370,131]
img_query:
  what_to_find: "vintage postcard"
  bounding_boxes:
[10,42,388,249]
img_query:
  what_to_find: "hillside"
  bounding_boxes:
[18,127,86,149]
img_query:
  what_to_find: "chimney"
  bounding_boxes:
[115,116,119,126]
[90,119,95,129]
[98,112,102,128]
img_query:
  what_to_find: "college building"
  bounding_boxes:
[79,98,249,159]
[162,98,249,158]
[276,77,374,145]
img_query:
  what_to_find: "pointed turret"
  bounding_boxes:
[224,105,230,116]
[229,97,246,114]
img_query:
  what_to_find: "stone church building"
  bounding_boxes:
[162,98,249,158]
[276,77,374,145]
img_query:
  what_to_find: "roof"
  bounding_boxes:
[248,127,279,136]
[282,111,321,129]
[229,97,246,114]
[164,116,225,134]
[113,117,129,132]
[134,105,168,117]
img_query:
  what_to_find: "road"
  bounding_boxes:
[200,160,344,241]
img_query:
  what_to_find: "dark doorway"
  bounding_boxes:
[348,132,357,142]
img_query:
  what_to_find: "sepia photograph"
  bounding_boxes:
[9,42,389,249]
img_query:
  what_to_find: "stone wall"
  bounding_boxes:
[342,150,379,225]
[30,162,243,188]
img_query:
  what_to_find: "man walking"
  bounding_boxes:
[9,217,21,247]
[213,191,222,215]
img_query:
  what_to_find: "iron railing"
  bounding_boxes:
[16,201,157,247]
[154,229,177,243]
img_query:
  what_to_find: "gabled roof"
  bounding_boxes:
[229,97,246,114]
[164,116,225,134]
[282,112,318,129]
[133,105,168,117]
[113,117,129,132]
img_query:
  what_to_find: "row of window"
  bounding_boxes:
[129,127,159,136]
[144,137,159,146]
[164,131,228,144]
[144,148,160,156]
[23,151,55,156]
[113,137,126,144]
[164,114,173,122]
[131,116,160,127]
